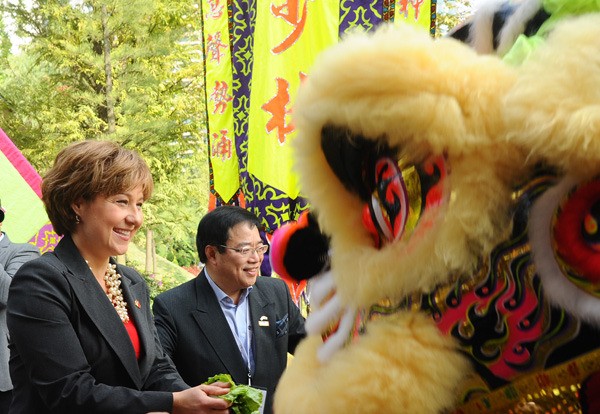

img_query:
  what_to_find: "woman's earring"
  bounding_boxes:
[75,214,81,224]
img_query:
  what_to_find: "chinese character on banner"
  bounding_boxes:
[211,129,233,161]
[206,31,227,64]
[207,0,224,18]
[271,0,309,54]
[210,81,233,115]
[262,78,294,144]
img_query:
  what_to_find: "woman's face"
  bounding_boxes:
[72,186,144,264]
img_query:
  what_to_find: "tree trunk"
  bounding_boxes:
[146,228,154,273]
[102,4,116,133]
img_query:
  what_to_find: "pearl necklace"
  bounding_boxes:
[104,263,130,323]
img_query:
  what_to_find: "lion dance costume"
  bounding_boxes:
[270,1,600,413]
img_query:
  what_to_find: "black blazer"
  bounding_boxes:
[7,235,188,414]
[153,270,306,414]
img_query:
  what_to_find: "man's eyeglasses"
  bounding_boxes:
[218,245,269,256]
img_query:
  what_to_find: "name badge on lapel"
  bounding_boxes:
[258,315,269,327]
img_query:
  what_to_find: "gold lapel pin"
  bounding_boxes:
[258,315,269,327]
[134,299,141,309]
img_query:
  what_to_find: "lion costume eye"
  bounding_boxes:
[363,153,448,247]
[368,157,410,243]
[553,178,600,292]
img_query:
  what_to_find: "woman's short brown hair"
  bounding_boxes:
[42,140,154,236]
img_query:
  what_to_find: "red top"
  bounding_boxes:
[123,318,141,359]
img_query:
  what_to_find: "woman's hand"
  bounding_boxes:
[172,382,231,414]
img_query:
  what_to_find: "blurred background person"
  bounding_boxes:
[7,141,230,414]
[0,201,40,414]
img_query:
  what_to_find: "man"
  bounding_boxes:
[0,203,40,413]
[153,206,306,414]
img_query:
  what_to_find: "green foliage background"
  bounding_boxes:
[437,0,473,37]
[0,0,209,277]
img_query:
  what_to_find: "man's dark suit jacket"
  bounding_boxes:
[153,269,306,414]
[7,235,188,414]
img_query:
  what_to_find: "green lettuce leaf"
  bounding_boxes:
[204,374,263,414]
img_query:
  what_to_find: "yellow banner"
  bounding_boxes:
[247,0,339,198]
[394,0,431,31]
[203,0,240,202]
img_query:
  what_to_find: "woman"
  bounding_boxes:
[7,141,230,414]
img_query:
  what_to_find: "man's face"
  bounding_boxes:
[214,222,265,294]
